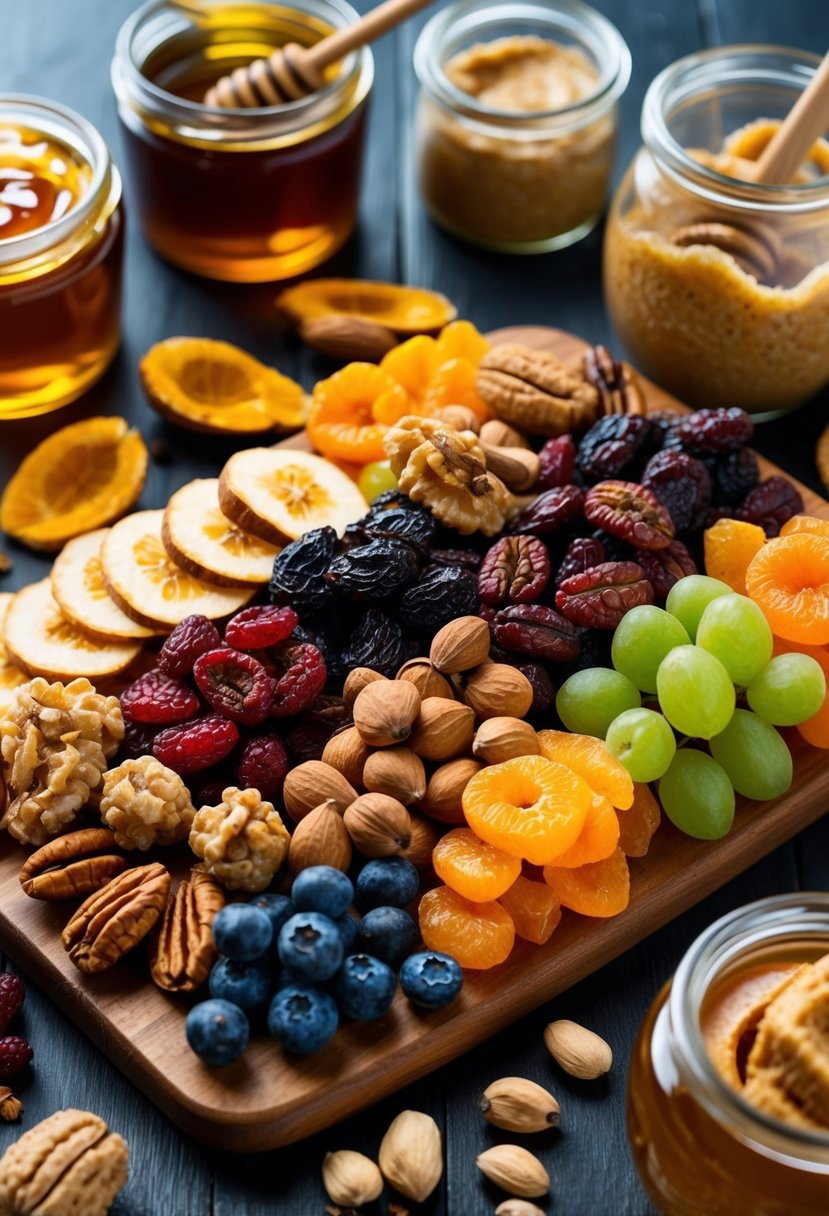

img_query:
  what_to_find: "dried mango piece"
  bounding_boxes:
[278,279,457,334]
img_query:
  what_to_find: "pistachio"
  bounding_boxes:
[430,615,491,674]
[495,1200,546,1216]
[343,666,388,708]
[362,746,426,806]
[409,697,475,762]
[321,1149,384,1207]
[421,758,482,823]
[462,663,534,720]
[344,792,412,858]
[321,727,372,788]
[282,761,357,821]
[289,799,352,874]
[475,1145,549,1199]
[353,680,421,747]
[479,1077,560,1133]
[378,1110,443,1203]
[396,657,456,700]
[543,1019,612,1079]
[473,718,539,765]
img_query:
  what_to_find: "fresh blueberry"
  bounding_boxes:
[333,954,396,1021]
[355,906,419,970]
[400,951,463,1009]
[278,911,343,981]
[268,983,338,1054]
[212,904,273,961]
[208,957,273,1012]
[355,858,419,911]
[247,893,294,942]
[185,998,249,1066]
[291,866,354,918]
[337,910,360,953]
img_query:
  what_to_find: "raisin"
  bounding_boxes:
[538,435,576,489]
[158,615,222,678]
[478,536,550,607]
[325,538,420,599]
[427,548,482,572]
[591,529,634,563]
[492,604,580,662]
[368,489,417,514]
[738,476,804,537]
[555,537,607,588]
[120,669,200,726]
[120,720,161,760]
[635,540,697,600]
[672,407,754,454]
[641,450,711,532]
[224,605,298,650]
[343,608,406,677]
[269,641,328,717]
[153,715,240,776]
[556,561,654,629]
[508,485,584,536]
[509,658,556,714]
[236,733,289,802]
[584,481,674,550]
[707,447,760,506]
[576,414,659,482]
[399,567,478,631]
[269,526,337,615]
[193,648,273,725]
[363,505,436,549]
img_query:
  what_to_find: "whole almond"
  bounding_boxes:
[344,792,412,857]
[480,1077,560,1133]
[299,314,398,362]
[282,761,357,821]
[473,717,539,764]
[495,1201,546,1216]
[434,404,481,433]
[480,418,530,449]
[289,799,352,874]
[353,680,421,747]
[343,666,388,708]
[422,758,482,823]
[543,1020,612,1079]
[409,697,475,762]
[322,1150,383,1206]
[480,443,540,492]
[462,663,534,720]
[397,657,455,700]
[322,727,372,788]
[379,1110,443,1203]
[475,1145,549,1199]
[363,746,426,805]
[403,814,443,869]
[430,615,491,674]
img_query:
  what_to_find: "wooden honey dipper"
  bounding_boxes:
[205,0,432,109]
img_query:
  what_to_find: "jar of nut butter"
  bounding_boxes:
[628,894,829,1216]
[604,47,829,419]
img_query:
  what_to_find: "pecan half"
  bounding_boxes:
[636,540,697,600]
[556,561,654,629]
[583,345,647,416]
[478,536,550,607]
[62,862,170,974]
[19,828,127,901]
[477,344,599,437]
[583,480,674,550]
[149,868,225,993]
[492,604,580,662]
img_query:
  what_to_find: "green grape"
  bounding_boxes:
[655,645,735,739]
[710,709,793,800]
[605,707,676,782]
[555,668,641,738]
[747,653,827,725]
[665,575,731,641]
[357,461,398,503]
[658,749,735,839]
[696,592,773,686]
[611,605,690,693]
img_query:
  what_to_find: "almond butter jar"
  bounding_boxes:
[111,0,373,282]
[413,0,630,253]
[628,895,829,1216]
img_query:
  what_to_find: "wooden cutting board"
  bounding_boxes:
[0,326,826,1152]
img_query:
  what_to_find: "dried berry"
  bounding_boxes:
[0,975,24,1036]
[508,485,584,536]
[236,733,289,802]
[641,450,711,532]
[119,669,200,726]
[158,614,222,678]
[591,529,633,563]
[556,561,654,629]
[224,605,298,650]
[269,525,338,615]
[120,720,160,760]
[153,714,240,775]
[363,504,436,549]
[538,435,576,489]
[671,407,754,454]
[478,536,550,607]
[706,447,759,506]
[427,548,482,572]
[191,775,233,807]
[492,603,580,662]
[636,540,697,600]
[399,567,478,631]
[509,658,556,715]
[343,608,407,677]
[325,538,420,599]
[576,414,658,482]
[555,537,607,587]
[584,481,674,550]
[368,488,417,514]
[738,476,804,537]
[269,640,328,718]
[193,648,273,726]
[0,1036,32,1079]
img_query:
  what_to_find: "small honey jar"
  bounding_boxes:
[111,0,374,282]
[0,96,123,419]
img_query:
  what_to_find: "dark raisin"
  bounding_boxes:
[555,537,607,587]
[576,414,659,482]
[325,538,420,599]
[509,658,556,715]
[671,408,754,455]
[591,529,634,563]
[706,447,760,506]
[292,620,351,688]
[368,489,417,514]
[738,476,804,537]
[427,548,482,572]
[363,505,436,549]
[641,450,711,532]
[398,567,478,631]
[573,628,612,671]
[269,526,337,615]
[285,696,352,764]
[507,485,584,536]
[343,608,406,677]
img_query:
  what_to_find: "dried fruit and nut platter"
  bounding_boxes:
[0,308,828,1151]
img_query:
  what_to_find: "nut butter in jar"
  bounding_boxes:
[604,47,829,419]
[413,0,630,253]
[112,0,373,282]
[0,96,123,419]
[628,895,829,1216]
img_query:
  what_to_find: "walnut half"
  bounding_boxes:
[100,756,194,851]
[189,786,290,893]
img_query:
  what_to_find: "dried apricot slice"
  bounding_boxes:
[543,793,620,869]
[140,338,307,434]
[432,827,522,902]
[499,875,561,945]
[162,478,279,587]
[0,591,29,716]
[543,846,631,918]
[306,362,409,462]
[418,884,515,969]
[617,782,662,857]
[704,517,766,596]
[462,754,592,865]
[745,534,829,645]
[0,417,147,553]
[51,530,154,642]
[779,515,829,538]
[536,729,634,810]
[278,279,457,334]
[423,357,491,422]
[435,320,490,366]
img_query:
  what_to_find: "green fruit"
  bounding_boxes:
[555,668,641,738]
[665,575,731,641]
[747,653,826,725]
[656,645,736,740]
[710,709,793,801]
[696,592,773,686]
[611,605,690,693]
[358,461,398,503]
[659,749,735,839]
[605,707,676,782]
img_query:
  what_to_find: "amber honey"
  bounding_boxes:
[112,1,373,282]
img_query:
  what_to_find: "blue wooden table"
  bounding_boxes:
[1,1,828,1212]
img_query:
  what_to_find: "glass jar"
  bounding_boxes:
[413,0,630,253]
[0,95,123,419]
[628,894,829,1216]
[604,47,829,419]
[111,0,373,283]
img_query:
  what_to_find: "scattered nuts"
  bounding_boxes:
[321,728,372,789]
[353,680,421,747]
[362,746,426,806]
[409,697,475,762]
[344,792,412,858]
[495,1200,546,1216]
[282,761,357,821]
[435,404,481,433]
[322,1149,384,1207]
[475,1144,549,1199]
[300,314,399,362]
[477,343,598,437]
[396,657,455,700]
[421,758,482,823]
[343,666,388,707]
[429,615,491,674]
[0,1088,21,1122]
[189,786,290,893]
[473,718,539,765]
[379,1110,443,1203]
[544,1019,612,1079]
[479,1076,560,1133]
[289,799,352,874]
[100,755,195,850]
[149,868,225,993]
[462,663,534,720]
[480,443,541,493]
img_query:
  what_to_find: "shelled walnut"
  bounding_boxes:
[100,756,195,850]
[189,786,290,893]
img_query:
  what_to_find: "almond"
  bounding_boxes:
[402,814,443,869]
[421,758,482,823]
[543,1019,612,1079]
[343,666,388,708]
[299,314,398,362]
[396,657,455,700]
[472,717,539,764]
[429,615,491,674]
[353,680,421,747]
[434,404,481,433]
[344,792,412,858]
[409,697,475,762]
[282,761,357,822]
[289,799,352,874]
[479,1077,560,1133]
[479,443,540,492]
[322,1150,383,1207]
[480,419,530,449]
[379,1110,443,1203]
[475,1145,549,1199]
[362,746,426,806]
[462,663,534,720]
[321,727,371,788]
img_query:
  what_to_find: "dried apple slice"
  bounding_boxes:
[218,448,367,546]
[278,279,457,335]
[0,590,29,713]
[4,580,142,681]
[162,478,280,587]
[51,529,156,641]
[101,511,255,631]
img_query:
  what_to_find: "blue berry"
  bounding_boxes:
[278,912,343,982]
[291,866,354,918]
[355,858,419,911]
[186,998,249,1066]
[337,911,360,953]
[208,958,273,1012]
[400,951,463,1009]
[247,893,294,943]
[355,906,419,970]
[212,904,273,961]
[334,954,396,1021]
[268,983,338,1054]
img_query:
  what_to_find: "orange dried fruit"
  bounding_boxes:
[435,319,490,366]
[139,337,307,434]
[162,478,280,587]
[498,875,561,945]
[432,827,522,902]
[418,884,515,969]
[536,729,634,810]
[543,846,631,918]
[462,754,592,865]
[51,529,154,642]
[617,782,662,857]
[704,517,766,596]
[0,591,30,715]
[543,793,620,869]
[0,417,148,553]
[745,534,829,645]
[278,279,457,334]
[380,336,439,406]
[423,357,491,422]
[306,362,409,462]
[779,515,829,538]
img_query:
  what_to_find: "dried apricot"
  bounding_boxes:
[435,319,490,365]
[423,357,491,422]
[704,517,766,596]
[536,729,634,810]
[779,515,829,538]
[432,827,522,902]
[498,875,562,945]
[543,846,631,918]
[543,793,620,869]
[418,884,515,969]
[278,279,457,334]
[379,323,492,422]
[617,782,662,857]
[745,534,829,645]
[306,362,409,462]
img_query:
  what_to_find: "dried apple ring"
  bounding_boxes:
[162,478,279,587]
[51,530,155,642]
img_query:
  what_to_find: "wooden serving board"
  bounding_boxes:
[0,326,827,1152]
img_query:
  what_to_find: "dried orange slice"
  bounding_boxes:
[140,338,307,434]
[543,793,620,869]
[536,730,634,810]
[101,511,255,631]
[162,479,279,587]
[219,448,367,546]
[704,517,766,596]
[51,529,155,641]
[745,534,829,645]
[419,884,515,969]
[278,279,457,335]
[4,580,141,680]
[432,827,522,902]
[498,875,561,945]
[543,847,631,918]
[306,363,409,462]
[0,417,148,553]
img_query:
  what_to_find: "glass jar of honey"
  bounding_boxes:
[628,894,829,1216]
[0,96,123,419]
[111,0,374,282]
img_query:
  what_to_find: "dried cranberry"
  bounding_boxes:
[192,777,231,807]
[556,561,654,629]
[635,540,698,600]
[120,669,200,726]
[343,608,407,677]
[120,720,161,760]
[492,604,580,662]
[478,536,550,607]
[641,450,711,532]
[576,414,659,482]
[236,733,289,802]
[672,407,754,454]
[399,567,478,631]
[269,526,337,615]
[269,640,328,718]
[193,648,274,725]
[508,485,584,536]
[555,537,607,588]
[285,695,352,763]
[153,715,240,775]
[0,1036,32,1079]
[509,658,556,714]
[224,605,298,650]
[0,975,24,1036]
[738,476,804,537]
[706,447,759,506]
[158,615,221,678]
[538,435,576,489]
[584,481,674,550]
[325,538,420,599]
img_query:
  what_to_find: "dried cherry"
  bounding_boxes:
[193,648,273,726]
[224,605,298,650]
[269,641,328,718]
[120,669,200,726]
[706,447,759,506]
[236,733,289,802]
[399,567,478,631]
[584,481,674,550]
[343,608,407,677]
[158,615,222,678]
[427,548,482,572]
[492,604,580,662]
[576,414,658,482]
[555,561,654,629]
[538,435,576,489]
[738,476,804,536]
[269,526,337,615]
[641,450,711,532]
[555,537,607,588]
[671,407,754,454]
[507,485,584,536]
[509,658,556,714]
[153,715,240,776]
[121,720,161,760]
[325,538,420,599]
[478,536,550,607]
[635,540,697,600]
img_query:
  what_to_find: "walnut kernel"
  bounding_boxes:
[100,756,195,850]
[189,786,290,893]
